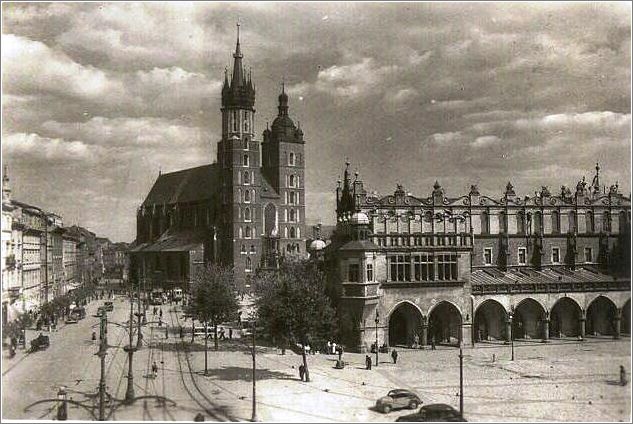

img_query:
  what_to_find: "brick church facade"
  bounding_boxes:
[130,29,306,290]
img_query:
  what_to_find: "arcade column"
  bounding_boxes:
[420,315,428,347]
[579,314,586,340]
[505,318,512,344]
[614,309,622,340]
[542,316,550,342]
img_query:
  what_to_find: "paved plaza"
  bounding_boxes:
[2,294,630,422]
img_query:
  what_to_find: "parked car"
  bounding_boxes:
[104,301,114,312]
[30,333,50,352]
[395,404,466,422]
[73,306,86,320]
[376,389,422,413]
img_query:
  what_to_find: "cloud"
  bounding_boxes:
[2,133,106,163]
[472,135,501,147]
[309,58,399,98]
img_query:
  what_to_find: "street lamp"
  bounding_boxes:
[375,309,379,367]
[124,295,137,403]
[57,386,68,421]
[509,312,515,361]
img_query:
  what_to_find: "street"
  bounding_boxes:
[2,293,630,422]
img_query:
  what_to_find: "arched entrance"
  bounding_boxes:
[474,300,507,342]
[586,296,617,336]
[623,299,631,336]
[513,298,546,339]
[550,297,581,338]
[428,301,462,346]
[388,302,423,347]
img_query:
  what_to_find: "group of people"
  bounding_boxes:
[365,349,399,370]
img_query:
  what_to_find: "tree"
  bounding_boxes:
[255,260,337,382]
[189,264,239,375]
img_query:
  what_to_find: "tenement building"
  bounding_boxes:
[131,28,307,290]
[325,163,631,352]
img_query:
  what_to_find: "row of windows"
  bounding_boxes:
[375,235,466,247]
[230,110,252,133]
[386,254,459,282]
[238,226,302,239]
[481,247,594,265]
[481,210,625,234]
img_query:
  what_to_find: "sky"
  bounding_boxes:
[1,2,631,243]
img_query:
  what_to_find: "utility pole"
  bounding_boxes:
[374,309,379,367]
[124,294,136,403]
[97,313,107,421]
[251,321,257,422]
[136,268,143,349]
[459,345,464,419]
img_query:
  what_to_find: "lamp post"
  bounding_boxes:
[251,320,258,422]
[57,386,68,421]
[374,309,379,367]
[124,295,137,403]
[509,312,515,361]
[458,345,464,419]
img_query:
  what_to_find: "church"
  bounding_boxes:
[130,27,306,290]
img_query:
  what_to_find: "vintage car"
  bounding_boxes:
[30,333,50,352]
[395,404,467,422]
[376,389,422,413]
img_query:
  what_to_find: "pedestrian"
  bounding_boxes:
[620,365,628,386]
[431,336,436,350]
[219,327,226,340]
[413,334,420,349]
[391,349,398,364]
[365,355,372,370]
[152,361,158,377]
[337,345,343,362]
[299,364,305,381]
[159,309,163,318]
[229,328,233,340]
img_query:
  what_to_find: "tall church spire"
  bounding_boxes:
[231,22,245,88]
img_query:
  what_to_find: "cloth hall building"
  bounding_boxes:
[324,163,631,352]
[130,30,306,289]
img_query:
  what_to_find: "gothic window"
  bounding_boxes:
[245,226,251,238]
[366,263,373,282]
[245,256,252,272]
[241,244,246,254]
[586,211,594,233]
[289,152,295,166]
[244,190,251,203]
[289,209,296,222]
[518,247,527,265]
[289,174,295,187]
[244,207,251,222]
[243,137,248,150]
[584,247,592,263]
[480,211,489,234]
[250,245,255,253]
[232,110,238,132]
[551,247,561,264]
[551,211,560,234]
[297,228,301,238]
[483,248,492,265]
[243,155,249,167]
[244,171,250,185]
[290,227,296,238]
[239,227,243,239]
[244,111,249,132]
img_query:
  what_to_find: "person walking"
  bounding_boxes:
[152,361,158,378]
[299,364,305,381]
[365,355,372,370]
[337,345,343,362]
[391,349,398,364]
[620,365,628,386]
[229,328,233,340]
[431,336,436,350]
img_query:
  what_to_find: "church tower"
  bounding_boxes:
[261,83,306,257]
[217,24,261,279]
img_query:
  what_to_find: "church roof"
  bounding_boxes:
[142,164,219,207]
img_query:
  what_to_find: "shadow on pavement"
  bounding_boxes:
[196,366,294,382]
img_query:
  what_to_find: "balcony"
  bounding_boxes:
[341,282,379,299]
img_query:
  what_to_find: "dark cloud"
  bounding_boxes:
[2,2,630,242]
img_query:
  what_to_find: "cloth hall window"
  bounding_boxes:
[348,263,360,283]
[551,211,560,234]
[518,247,527,265]
[389,255,410,282]
[484,248,492,265]
[480,211,489,234]
[586,211,594,233]
[603,212,611,232]
[413,254,434,281]
[584,247,592,263]
[437,254,458,281]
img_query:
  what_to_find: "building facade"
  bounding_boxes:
[326,163,631,352]
[131,28,307,290]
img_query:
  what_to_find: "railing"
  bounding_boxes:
[472,280,630,295]
[370,233,473,249]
